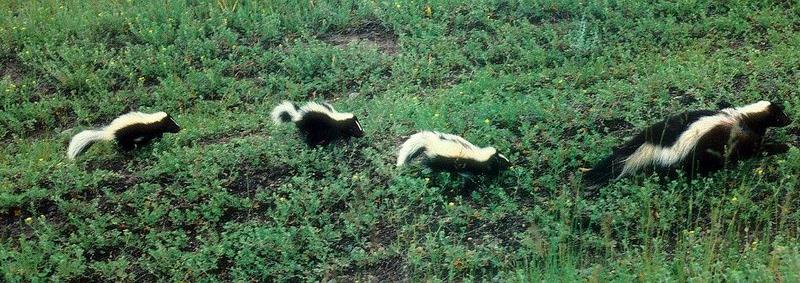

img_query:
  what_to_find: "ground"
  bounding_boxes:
[2,0,800,281]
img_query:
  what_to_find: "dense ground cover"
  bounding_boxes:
[2,0,800,281]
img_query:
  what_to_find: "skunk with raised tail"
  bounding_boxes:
[67,111,181,159]
[397,131,510,175]
[583,101,792,187]
[270,101,364,145]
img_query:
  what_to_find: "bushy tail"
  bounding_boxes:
[270,101,301,124]
[67,129,114,160]
[581,154,625,189]
[396,131,436,167]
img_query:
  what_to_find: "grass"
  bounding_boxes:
[2,0,800,281]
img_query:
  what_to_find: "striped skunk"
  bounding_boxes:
[397,131,510,175]
[270,101,364,145]
[583,100,792,187]
[67,111,181,159]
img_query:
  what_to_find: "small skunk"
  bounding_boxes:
[67,111,181,160]
[396,131,511,175]
[270,101,364,145]
[583,101,792,187]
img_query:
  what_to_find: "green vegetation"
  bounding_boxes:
[2,0,800,281]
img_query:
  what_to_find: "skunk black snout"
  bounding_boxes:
[350,118,365,137]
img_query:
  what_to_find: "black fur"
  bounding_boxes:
[114,115,181,150]
[405,146,427,163]
[584,102,792,188]
[279,112,293,123]
[294,112,363,146]
[275,102,300,123]
[583,110,718,186]
[642,110,719,146]
[740,102,792,135]
[426,153,511,175]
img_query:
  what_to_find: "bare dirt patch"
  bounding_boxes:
[0,198,62,240]
[598,117,633,134]
[464,214,527,249]
[730,73,749,93]
[218,162,294,225]
[321,22,399,55]
[667,86,698,106]
[787,127,800,147]
[223,60,260,79]
[336,255,408,282]
[0,55,24,83]
[225,164,294,198]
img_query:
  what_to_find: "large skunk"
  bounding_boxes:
[583,101,792,187]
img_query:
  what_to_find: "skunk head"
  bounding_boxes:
[766,102,791,127]
[738,100,792,129]
[340,116,365,138]
[474,147,511,174]
[489,151,511,172]
[159,113,182,133]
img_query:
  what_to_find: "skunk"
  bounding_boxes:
[396,131,511,175]
[270,101,364,145]
[67,111,181,159]
[583,101,792,187]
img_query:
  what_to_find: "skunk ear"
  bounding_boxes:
[716,100,733,109]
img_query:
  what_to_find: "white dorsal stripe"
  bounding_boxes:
[734,100,771,115]
[301,102,354,121]
[616,102,769,179]
[106,111,168,133]
[396,131,497,166]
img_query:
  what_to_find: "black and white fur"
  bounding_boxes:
[67,111,181,159]
[397,131,511,175]
[270,101,364,145]
[583,101,792,187]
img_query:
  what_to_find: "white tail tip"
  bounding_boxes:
[67,129,113,160]
[270,101,300,124]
